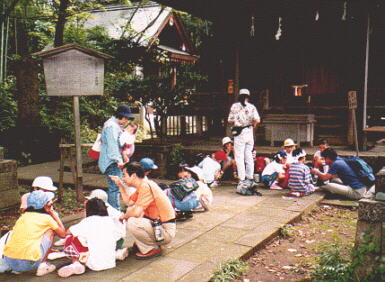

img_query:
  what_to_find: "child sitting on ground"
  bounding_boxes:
[261,151,288,190]
[198,152,225,188]
[120,122,138,163]
[288,148,316,197]
[3,190,66,276]
[20,176,57,212]
[57,198,125,278]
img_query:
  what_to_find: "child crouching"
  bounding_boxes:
[58,198,125,278]
[288,148,316,197]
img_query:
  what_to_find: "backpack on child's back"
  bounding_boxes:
[343,156,375,186]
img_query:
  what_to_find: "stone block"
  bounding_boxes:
[0,189,20,209]
[0,171,18,192]
[0,160,17,173]
[358,199,385,223]
[120,257,199,282]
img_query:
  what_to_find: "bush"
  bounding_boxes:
[0,78,17,134]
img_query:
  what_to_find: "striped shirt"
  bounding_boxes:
[288,162,314,194]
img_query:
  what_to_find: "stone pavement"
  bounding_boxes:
[1,179,325,281]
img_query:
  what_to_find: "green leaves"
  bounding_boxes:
[211,258,248,282]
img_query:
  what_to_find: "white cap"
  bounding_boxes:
[222,137,232,145]
[294,149,307,161]
[239,88,250,95]
[185,166,203,180]
[32,176,57,191]
[86,189,108,202]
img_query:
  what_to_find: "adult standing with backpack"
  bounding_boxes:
[311,148,375,200]
[227,89,260,189]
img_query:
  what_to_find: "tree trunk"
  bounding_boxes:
[54,0,70,47]
[12,20,42,160]
[14,57,40,128]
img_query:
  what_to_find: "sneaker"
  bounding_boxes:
[288,191,304,197]
[135,247,162,260]
[209,181,219,188]
[36,262,56,276]
[58,262,85,278]
[54,238,66,247]
[270,183,283,190]
[115,247,129,261]
[47,251,66,260]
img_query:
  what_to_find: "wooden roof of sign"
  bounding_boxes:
[32,43,114,59]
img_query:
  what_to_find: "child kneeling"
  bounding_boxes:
[58,198,124,278]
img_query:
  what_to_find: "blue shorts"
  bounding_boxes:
[4,234,52,272]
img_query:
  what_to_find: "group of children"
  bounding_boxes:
[0,152,216,278]
[0,177,128,278]
[260,138,330,197]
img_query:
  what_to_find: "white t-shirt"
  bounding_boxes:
[194,181,213,210]
[69,215,124,271]
[262,161,285,176]
[285,152,296,164]
[198,157,221,184]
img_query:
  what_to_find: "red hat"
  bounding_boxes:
[214,150,228,163]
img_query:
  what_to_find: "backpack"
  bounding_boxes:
[170,177,199,201]
[255,156,267,173]
[236,179,260,196]
[343,156,375,186]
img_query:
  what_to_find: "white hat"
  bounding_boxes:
[222,137,232,145]
[294,149,307,160]
[239,88,250,95]
[86,189,108,202]
[32,176,57,191]
[283,138,297,147]
[185,166,203,180]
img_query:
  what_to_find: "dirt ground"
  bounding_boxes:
[236,205,358,282]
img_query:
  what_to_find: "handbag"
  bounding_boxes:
[231,125,251,137]
[87,134,101,160]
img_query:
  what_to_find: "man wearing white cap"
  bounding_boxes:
[228,89,260,185]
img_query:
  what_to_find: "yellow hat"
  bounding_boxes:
[283,138,296,147]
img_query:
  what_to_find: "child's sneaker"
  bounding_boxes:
[209,181,219,188]
[48,251,66,260]
[288,191,304,197]
[115,247,129,261]
[58,262,85,278]
[36,262,56,276]
[270,183,283,190]
[54,238,66,246]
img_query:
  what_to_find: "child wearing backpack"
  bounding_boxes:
[311,148,375,200]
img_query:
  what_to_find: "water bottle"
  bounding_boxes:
[153,220,164,242]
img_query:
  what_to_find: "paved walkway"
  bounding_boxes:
[4,163,325,281]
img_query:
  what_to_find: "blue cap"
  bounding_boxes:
[27,190,55,209]
[115,104,134,119]
[139,158,158,171]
